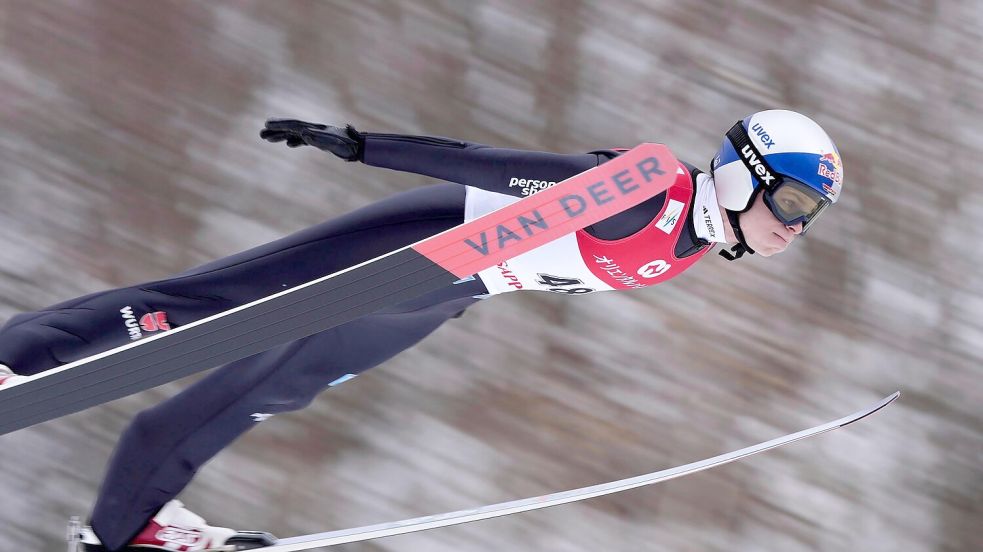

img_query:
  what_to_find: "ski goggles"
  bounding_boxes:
[762,177,831,233]
[725,121,831,234]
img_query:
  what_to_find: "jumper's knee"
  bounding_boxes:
[0,317,70,375]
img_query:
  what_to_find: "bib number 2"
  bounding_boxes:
[536,273,595,295]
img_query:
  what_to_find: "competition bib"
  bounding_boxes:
[466,163,710,295]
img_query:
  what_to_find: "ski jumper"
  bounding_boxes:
[0,134,711,551]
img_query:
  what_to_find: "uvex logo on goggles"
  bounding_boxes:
[739,144,777,187]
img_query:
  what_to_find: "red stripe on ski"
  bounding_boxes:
[413,143,677,278]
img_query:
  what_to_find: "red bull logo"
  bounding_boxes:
[817,152,842,187]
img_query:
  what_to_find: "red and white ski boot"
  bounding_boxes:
[72,500,276,551]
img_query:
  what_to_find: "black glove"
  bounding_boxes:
[260,119,365,161]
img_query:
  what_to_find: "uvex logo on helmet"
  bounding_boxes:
[739,145,776,186]
[750,123,776,149]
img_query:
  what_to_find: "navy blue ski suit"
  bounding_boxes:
[0,133,706,550]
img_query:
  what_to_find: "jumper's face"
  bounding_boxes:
[739,192,803,256]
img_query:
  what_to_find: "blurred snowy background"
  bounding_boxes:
[0,1,980,550]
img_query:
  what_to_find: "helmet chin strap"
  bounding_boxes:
[718,209,756,261]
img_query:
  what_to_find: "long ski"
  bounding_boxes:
[0,144,677,435]
[67,392,898,551]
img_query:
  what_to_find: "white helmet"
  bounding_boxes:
[711,110,843,259]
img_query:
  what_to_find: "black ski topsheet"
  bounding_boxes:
[0,143,678,435]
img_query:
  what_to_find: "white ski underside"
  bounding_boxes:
[252,392,899,551]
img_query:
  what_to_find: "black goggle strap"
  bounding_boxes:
[725,121,782,195]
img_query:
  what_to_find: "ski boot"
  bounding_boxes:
[68,500,277,551]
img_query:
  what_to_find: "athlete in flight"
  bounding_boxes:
[0,110,843,551]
